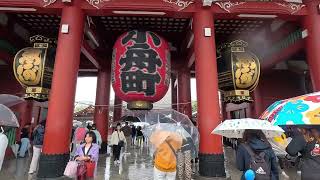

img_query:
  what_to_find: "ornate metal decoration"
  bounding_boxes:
[163,0,194,11]
[13,35,56,101]
[275,2,305,14]
[215,1,246,13]
[217,40,260,103]
[86,0,109,9]
[43,0,57,7]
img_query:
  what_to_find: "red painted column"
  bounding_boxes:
[17,100,33,140]
[304,0,320,91]
[171,74,178,111]
[113,95,122,122]
[178,66,192,119]
[193,9,225,177]
[94,63,111,153]
[253,85,263,118]
[38,1,84,178]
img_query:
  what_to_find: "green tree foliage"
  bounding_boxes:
[192,101,197,113]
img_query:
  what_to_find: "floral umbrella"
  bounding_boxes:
[260,91,320,126]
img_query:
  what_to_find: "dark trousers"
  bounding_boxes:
[113,145,121,161]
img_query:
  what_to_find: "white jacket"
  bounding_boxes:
[110,130,126,145]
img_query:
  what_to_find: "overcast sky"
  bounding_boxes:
[75,77,197,105]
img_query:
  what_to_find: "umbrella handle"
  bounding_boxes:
[0,126,4,134]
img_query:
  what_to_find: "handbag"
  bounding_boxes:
[63,161,78,178]
[86,161,96,177]
[77,161,87,180]
[117,132,125,147]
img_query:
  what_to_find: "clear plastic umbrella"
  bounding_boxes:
[0,104,19,127]
[123,109,199,158]
[0,94,25,107]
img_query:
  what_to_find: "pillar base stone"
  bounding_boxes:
[199,153,226,177]
[38,153,69,178]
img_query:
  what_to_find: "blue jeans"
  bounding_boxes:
[19,138,30,157]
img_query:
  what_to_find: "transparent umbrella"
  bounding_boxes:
[123,109,199,158]
[0,104,19,127]
[0,94,25,107]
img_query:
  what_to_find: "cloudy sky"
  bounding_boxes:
[75,77,197,106]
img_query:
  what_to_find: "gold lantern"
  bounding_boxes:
[217,40,260,103]
[13,35,56,101]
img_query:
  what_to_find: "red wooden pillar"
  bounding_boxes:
[113,95,122,122]
[193,9,225,177]
[171,73,178,111]
[22,100,33,126]
[17,100,33,141]
[94,63,111,153]
[178,66,192,118]
[253,85,263,118]
[304,0,320,91]
[38,1,84,178]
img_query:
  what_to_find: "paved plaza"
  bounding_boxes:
[0,145,301,180]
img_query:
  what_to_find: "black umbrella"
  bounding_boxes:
[120,116,140,122]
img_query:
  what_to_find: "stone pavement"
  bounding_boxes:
[0,145,300,180]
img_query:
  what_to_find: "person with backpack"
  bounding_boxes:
[28,120,46,174]
[152,132,182,180]
[236,129,279,180]
[286,127,320,180]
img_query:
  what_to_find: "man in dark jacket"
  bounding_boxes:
[236,137,279,180]
[28,120,46,174]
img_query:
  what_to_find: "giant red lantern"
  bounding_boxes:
[112,30,171,110]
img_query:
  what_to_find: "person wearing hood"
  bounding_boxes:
[236,129,279,180]
[286,127,320,180]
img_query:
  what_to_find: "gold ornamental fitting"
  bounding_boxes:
[223,90,253,104]
[127,101,153,110]
[24,87,50,101]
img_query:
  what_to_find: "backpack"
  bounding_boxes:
[243,144,271,180]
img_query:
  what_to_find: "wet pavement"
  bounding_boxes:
[0,145,300,180]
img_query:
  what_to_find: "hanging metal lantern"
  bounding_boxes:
[13,35,56,101]
[217,40,260,103]
[112,30,171,110]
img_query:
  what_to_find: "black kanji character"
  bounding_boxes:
[120,48,162,73]
[121,31,161,47]
[120,70,161,96]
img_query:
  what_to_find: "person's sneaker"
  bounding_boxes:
[28,171,34,174]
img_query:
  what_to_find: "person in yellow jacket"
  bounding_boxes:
[152,131,182,180]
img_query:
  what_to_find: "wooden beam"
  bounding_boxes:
[211,1,307,16]
[187,47,195,68]
[81,41,101,69]
[261,39,305,70]
[84,20,100,48]
[180,30,193,53]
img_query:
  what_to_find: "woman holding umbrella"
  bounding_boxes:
[212,118,284,180]
[151,130,183,180]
